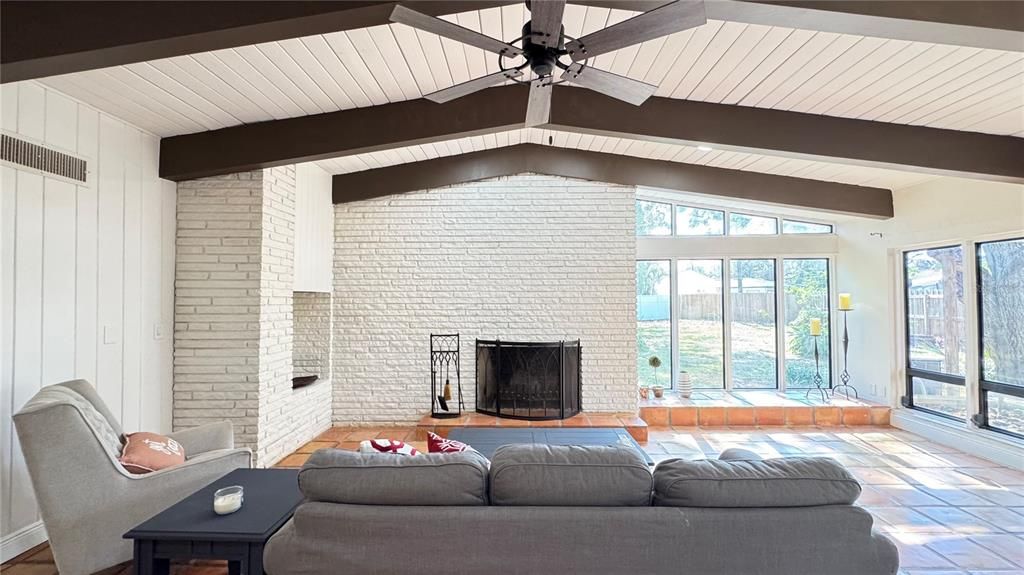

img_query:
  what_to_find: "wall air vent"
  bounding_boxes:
[1,133,87,182]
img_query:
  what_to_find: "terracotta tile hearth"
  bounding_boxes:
[640,390,890,428]
[415,412,649,442]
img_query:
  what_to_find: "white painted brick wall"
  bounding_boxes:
[174,167,331,467]
[174,172,263,452]
[294,292,332,379]
[332,173,637,425]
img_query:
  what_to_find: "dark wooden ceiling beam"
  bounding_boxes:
[709,1,1024,52]
[332,144,894,218]
[160,85,1024,183]
[0,1,513,84]
[547,87,1024,184]
[5,1,1022,83]
[159,85,529,181]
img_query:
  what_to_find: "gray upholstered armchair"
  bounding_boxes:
[13,379,251,575]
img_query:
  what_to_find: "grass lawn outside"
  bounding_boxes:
[637,320,832,389]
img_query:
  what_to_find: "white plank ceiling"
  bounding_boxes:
[317,127,937,190]
[37,5,1024,141]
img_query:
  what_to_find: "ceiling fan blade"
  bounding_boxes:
[391,5,524,58]
[528,0,567,48]
[561,63,657,105]
[425,69,524,103]
[564,0,706,61]
[525,80,553,127]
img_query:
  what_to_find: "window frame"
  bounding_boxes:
[974,236,1024,440]
[896,233,1024,444]
[637,196,836,239]
[782,219,835,235]
[901,244,967,423]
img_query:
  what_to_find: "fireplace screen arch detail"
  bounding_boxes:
[475,339,581,420]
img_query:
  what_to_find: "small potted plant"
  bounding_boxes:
[648,356,665,398]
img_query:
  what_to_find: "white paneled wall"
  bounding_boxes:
[293,163,333,292]
[0,82,176,560]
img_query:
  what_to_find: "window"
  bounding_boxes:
[729,213,778,235]
[636,200,672,236]
[677,260,725,388]
[903,246,966,420]
[784,259,831,388]
[731,259,777,388]
[676,206,725,236]
[783,220,833,234]
[637,261,671,388]
[977,237,1024,437]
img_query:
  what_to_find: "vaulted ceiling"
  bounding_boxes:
[4,1,1023,212]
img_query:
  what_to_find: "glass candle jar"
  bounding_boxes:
[213,485,243,515]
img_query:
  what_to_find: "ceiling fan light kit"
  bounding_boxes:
[390,0,706,127]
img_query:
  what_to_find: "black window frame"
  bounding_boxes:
[974,237,1024,440]
[901,245,967,422]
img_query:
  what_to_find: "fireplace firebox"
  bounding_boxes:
[475,339,581,420]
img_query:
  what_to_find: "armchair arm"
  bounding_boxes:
[168,421,235,457]
[130,448,251,482]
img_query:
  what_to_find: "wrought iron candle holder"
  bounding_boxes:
[833,307,859,400]
[430,334,463,419]
[806,334,829,404]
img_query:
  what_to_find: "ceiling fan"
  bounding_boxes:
[391,0,707,126]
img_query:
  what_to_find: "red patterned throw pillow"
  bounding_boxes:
[358,439,421,456]
[427,431,473,453]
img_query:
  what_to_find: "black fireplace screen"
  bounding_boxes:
[475,339,581,420]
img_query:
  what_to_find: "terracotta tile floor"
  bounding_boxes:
[4,425,1022,575]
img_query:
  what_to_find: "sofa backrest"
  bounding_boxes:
[299,448,491,505]
[489,444,653,506]
[653,456,862,507]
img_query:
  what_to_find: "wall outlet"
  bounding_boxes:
[153,323,167,340]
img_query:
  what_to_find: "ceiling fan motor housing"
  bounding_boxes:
[521,21,563,77]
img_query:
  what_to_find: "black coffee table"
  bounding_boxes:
[124,468,301,575]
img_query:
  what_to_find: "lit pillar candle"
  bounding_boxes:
[810,318,822,336]
[838,293,853,311]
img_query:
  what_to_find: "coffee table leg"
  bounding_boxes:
[249,543,265,574]
[229,560,242,575]
[133,540,169,575]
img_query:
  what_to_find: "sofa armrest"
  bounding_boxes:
[168,421,235,457]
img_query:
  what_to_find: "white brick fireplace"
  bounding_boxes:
[173,171,639,458]
[330,174,638,425]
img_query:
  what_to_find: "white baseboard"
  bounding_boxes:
[1,521,47,563]
[892,409,1024,471]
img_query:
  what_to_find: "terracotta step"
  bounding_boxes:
[639,405,890,427]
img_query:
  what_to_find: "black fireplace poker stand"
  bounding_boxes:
[430,333,464,419]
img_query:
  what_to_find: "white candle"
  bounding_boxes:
[213,486,243,515]
[838,293,853,311]
[810,318,822,336]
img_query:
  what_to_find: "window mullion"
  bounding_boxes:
[777,258,787,392]
[723,257,734,392]
[670,259,679,390]
[964,240,983,428]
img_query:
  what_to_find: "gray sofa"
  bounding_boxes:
[265,444,899,575]
[12,379,251,575]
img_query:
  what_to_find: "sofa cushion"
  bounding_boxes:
[653,456,861,508]
[489,444,652,506]
[299,448,490,506]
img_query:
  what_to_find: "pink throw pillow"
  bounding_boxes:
[119,432,185,474]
